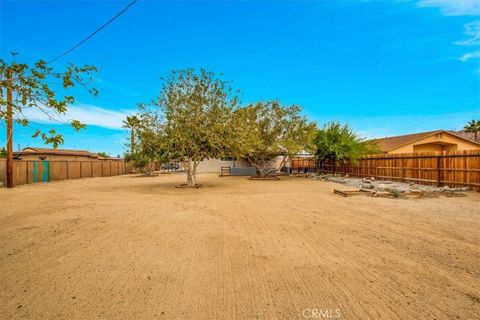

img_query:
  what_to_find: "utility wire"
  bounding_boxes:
[48,0,139,64]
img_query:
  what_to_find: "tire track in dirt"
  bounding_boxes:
[0,174,479,319]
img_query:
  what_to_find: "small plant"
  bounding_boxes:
[96,151,110,158]
[390,190,401,198]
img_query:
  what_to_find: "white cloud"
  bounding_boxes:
[417,0,480,16]
[455,20,480,62]
[455,20,480,46]
[460,51,480,61]
[21,104,137,130]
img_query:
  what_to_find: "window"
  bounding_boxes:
[220,156,236,162]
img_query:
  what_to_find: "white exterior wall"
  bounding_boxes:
[196,158,250,173]
[196,157,282,173]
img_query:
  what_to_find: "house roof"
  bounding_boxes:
[373,130,480,152]
[450,130,480,143]
[15,147,98,158]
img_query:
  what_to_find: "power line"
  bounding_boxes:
[48,0,139,64]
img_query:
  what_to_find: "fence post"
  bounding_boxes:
[401,157,405,182]
[80,161,83,178]
[436,155,441,187]
[66,161,69,179]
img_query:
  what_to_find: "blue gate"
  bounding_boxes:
[33,160,50,183]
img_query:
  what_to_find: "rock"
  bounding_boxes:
[393,186,411,193]
[376,183,390,191]
[362,183,375,189]
[376,183,409,193]
[442,186,470,192]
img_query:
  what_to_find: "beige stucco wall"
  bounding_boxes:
[196,158,250,173]
[196,157,282,173]
[388,132,480,154]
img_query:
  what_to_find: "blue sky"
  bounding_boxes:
[1,0,479,156]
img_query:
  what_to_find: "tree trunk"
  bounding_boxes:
[186,171,195,186]
[130,130,135,155]
[254,163,275,178]
[147,162,154,175]
[258,167,267,178]
[277,156,286,171]
[184,158,197,187]
[254,161,266,178]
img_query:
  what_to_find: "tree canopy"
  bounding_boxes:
[0,53,97,148]
[129,111,171,174]
[231,101,316,177]
[96,151,110,158]
[313,122,378,172]
[137,69,239,185]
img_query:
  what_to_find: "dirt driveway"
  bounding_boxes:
[0,173,479,319]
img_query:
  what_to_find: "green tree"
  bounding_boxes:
[232,101,316,177]
[123,115,140,155]
[96,151,110,158]
[464,119,480,141]
[132,111,171,175]
[0,147,6,158]
[142,69,239,185]
[313,122,378,174]
[0,53,97,148]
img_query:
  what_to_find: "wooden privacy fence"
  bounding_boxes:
[0,160,134,187]
[291,150,480,191]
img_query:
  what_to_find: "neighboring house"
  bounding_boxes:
[14,147,103,161]
[196,156,281,174]
[373,130,480,154]
[196,157,250,173]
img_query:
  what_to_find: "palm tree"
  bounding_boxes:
[464,119,480,141]
[123,115,140,155]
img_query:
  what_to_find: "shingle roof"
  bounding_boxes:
[372,130,480,153]
[373,130,439,152]
[15,147,98,158]
[450,130,480,143]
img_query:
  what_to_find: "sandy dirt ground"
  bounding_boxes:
[0,173,479,320]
